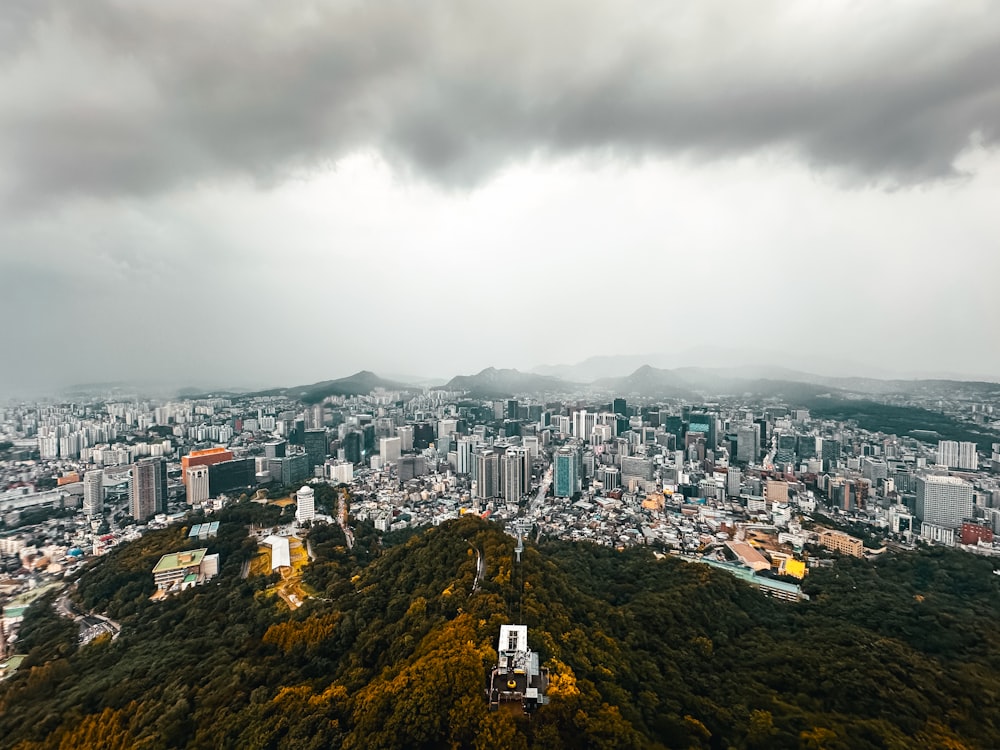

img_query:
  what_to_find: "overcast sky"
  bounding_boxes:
[1,0,998,397]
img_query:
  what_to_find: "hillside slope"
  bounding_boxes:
[3,512,1000,749]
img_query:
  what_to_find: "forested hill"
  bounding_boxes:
[4,509,1000,749]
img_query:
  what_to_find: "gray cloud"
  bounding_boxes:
[1,0,998,206]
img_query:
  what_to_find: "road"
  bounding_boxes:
[472,546,485,591]
[338,489,355,550]
[527,466,553,514]
[55,586,121,645]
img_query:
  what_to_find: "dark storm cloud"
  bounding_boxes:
[1,0,999,205]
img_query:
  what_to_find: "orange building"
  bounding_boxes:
[181,447,234,486]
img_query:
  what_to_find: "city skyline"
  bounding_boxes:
[2,1,998,396]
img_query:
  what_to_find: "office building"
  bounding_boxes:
[553,448,579,498]
[304,429,328,471]
[915,475,973,529]
[396,425,414,451]
[937,440,959,468]
[687,412,717,449]
[456,436,478,475]
[343,431,363,464]
[597,465,620,490]
[726,466,742,498]
[736,425,760,464]
[186,465,210,505]
[500,449,527,503]
[620,456,653,483]
[572,410,596,441]
[208,457,256,496]
[380,436,402,464]
[181,447,234,488]
[264,440,287,459]
[399,455,427,483]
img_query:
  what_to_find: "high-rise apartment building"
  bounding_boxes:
[958,442,979,471]
[476,451,499,499]
[131,456,167,521]
[500,448,528,503]
[938,440,979,470]
[937,441,959,468]
[915,475,973,529]
[83,469,103,517]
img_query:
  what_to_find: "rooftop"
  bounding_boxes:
[152,548,208,573]
[921,475,971,486]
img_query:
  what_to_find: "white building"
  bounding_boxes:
[915,475,973,529]
[380,436,402,464]
[83,470,103,517]
[186,465,210,505]
[262,535,291,569]
[295,485,315,524]
[326,460,354,485]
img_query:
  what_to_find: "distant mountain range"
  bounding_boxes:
[252,370,413,404]
[239,363,1000,405]
[439,368,577,398]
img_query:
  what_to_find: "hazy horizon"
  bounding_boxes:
[2,2,998,399]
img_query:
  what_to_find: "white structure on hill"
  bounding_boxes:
[295,485,315,524]
[262,535,291,569]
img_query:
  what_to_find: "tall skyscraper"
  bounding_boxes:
[396,425,414,451]
[915,475,973,529]
[938,440,978,470]
[380,436,402,464]
[554,447,579,498]
[475,451,499,499]
[726,466,742,498]
[500,449,525,503]
[736,424,760,464]
[958,442,979,471]
[572,410,596,441]
[937,440,960,468]
[131,457,167,521]
[304,429,329,471]
[83,469,103,517]
[687,412,717,449]
[456,436,477,475]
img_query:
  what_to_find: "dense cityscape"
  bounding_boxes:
[3,2,999,746]
[3,368,999,671]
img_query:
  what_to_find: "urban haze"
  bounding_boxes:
[5,4,1000,748]
[1,1,999,397]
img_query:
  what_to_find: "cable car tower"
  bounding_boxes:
[487,522,548,713]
